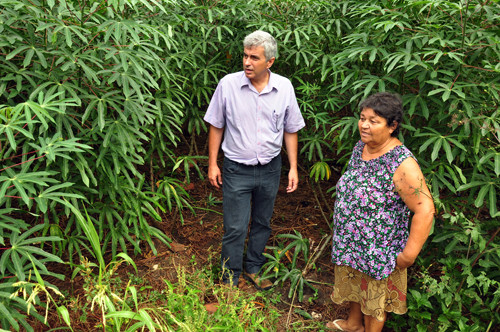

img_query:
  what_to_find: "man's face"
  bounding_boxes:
[243,46,274,83]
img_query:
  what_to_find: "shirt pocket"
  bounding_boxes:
[225,105,240,128]
[271,109,285,133]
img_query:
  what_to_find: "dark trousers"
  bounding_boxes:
[221,155,281,285]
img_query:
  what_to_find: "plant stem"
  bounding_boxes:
[308,178,330,227]
[286,281,298,329]
[317,181,334,216]
[303,233,331,277]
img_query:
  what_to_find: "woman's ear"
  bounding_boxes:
[389,121,398,133]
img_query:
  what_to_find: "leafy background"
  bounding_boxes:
[0,0,498,331]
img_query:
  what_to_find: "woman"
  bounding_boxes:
[327,92,435,331]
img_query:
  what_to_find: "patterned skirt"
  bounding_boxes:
[330,264,407,321]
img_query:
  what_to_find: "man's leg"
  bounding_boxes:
[221,158,253,285]
[245,155,281,274]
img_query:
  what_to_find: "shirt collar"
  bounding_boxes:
[239,70,278,93]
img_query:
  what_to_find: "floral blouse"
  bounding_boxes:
[331,140,415,280]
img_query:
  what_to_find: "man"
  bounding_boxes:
[204,30,305,290]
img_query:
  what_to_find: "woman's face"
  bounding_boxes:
[358,107,395,146]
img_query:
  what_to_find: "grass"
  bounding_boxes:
[50,251,337,331]
[59,254,284,331]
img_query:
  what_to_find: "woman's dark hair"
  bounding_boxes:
[359,92,403,137]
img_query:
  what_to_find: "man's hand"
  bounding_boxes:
[286,168,298,193]
[284,131,299,193]
[207,125,224,189]
[208,165,222,189]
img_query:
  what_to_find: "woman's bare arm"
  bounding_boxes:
[393,157,435,268]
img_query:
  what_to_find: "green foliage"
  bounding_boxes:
[0,212,63,331]
[0,280,45,332]
[316,2,499,330]
[310,161,332,182]
[389,212,499,331]
[156,176,194,224]
[0,0,192,329]
[77,256,281,331]
[70,205,138,331]
[261,231,327,302]
[0,0,498,329]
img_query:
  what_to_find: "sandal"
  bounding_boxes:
[326,319,346,331]
[243,272,273,291]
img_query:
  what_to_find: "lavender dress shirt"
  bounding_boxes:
[204,71,305,166]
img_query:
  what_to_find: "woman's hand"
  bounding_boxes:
[396,251,414,269]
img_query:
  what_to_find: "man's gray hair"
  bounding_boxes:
[243,30,277,61]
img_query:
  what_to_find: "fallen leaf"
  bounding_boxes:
[205,302,219,314]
